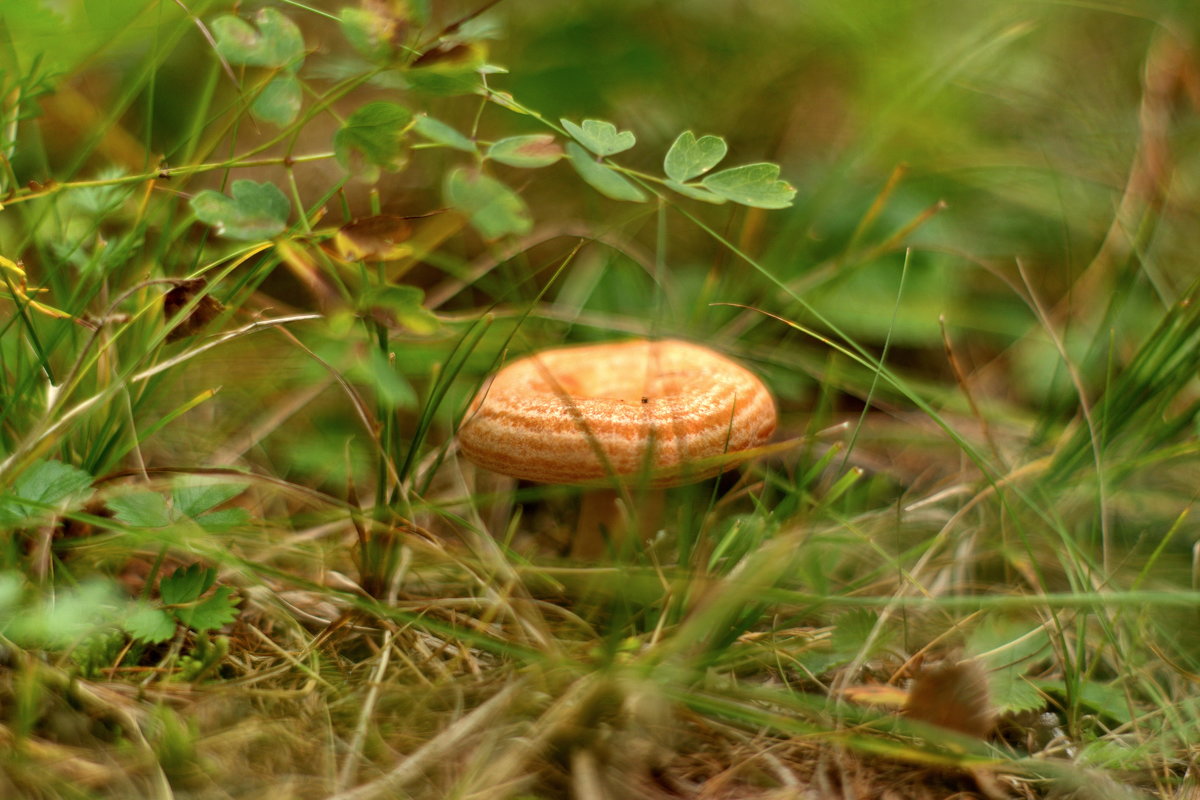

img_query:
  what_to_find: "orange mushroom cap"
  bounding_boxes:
[458,339,777,486]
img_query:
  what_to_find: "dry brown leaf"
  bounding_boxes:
[164,277,224,342]
[903,658,995,739]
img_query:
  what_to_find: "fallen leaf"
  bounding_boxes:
[164,278,224,342]
[904,658,995,739]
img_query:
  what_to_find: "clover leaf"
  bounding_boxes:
[664,131,728,183]
[701,163,796,209]
[444,168,533,239]
[487,134,563,168]
[212,8,304,69]
[191,180,290,241]
[334,102,413,181]
[565,142,646,203]
[561,118,636,157]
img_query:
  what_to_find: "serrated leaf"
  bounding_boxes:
[989,670,1045,714]
[0,459,94,525]
[191,179,290,241]
[560,118,636,157]
[701,162,796,209]
[967,619,1050,669]
[444,167,533,239]
[359,284,440,336]
[174,586,240,633]
[108,490,172,528]
[565,142,646,203]
[173,482,245,519]
[334,102,412,181]
[160,565,216,607]
[967,620,1050,714]
[487,134,562,168]
[212,8,304,69]
[664,179,727,204]
[664,131,727,182]
[252,73,302,127]
[125,605,176,644]
[412,115,476,152]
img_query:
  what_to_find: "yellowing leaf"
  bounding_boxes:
[334,215,415,261]
[838,683,910,708]
[487,134,563,168]
[0,255,76,320]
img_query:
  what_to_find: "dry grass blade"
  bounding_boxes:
[322,680,525,800]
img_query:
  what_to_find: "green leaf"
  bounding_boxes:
[174,586,240,633]
[191,179,290,241]
[565,142,646,203]
[444,168,533,239]
[212,8,304,69]
[2,580,121,648]
[334,102,412,181]
[0,574,20,615]
[108,491,172,528]
[967,619,1050,666]
[663,131,728,182]
[486,134,563,168]
[701,163,796,209]
[361,347,419,410]
[194,508,250,530]
[1035,679,1135,726]
[340,6,397,63]
[160,565,216,607]
[125,605,176,644]
[967,619,1051,714]
[560,118,636,157]
[172,482,245,519]
[0,459,94,525]
[989,671,1045,714]
[412,115,476,152]
[0,0,146,77]
[252,73,302,127]
[831,609,894,659]
[664,179,727,204]
[404,66,483,96]
[360,285,440,336]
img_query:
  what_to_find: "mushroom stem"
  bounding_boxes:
[572,489,622,559]
[571,487,665,560]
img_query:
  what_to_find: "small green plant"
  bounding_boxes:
[0,459,94,531]
[124,564,240,646]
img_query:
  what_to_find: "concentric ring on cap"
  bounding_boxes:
[458,339,777,485]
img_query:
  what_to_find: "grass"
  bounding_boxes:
[1,0,1199,798]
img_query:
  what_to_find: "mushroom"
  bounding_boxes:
[458,339,777,557]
